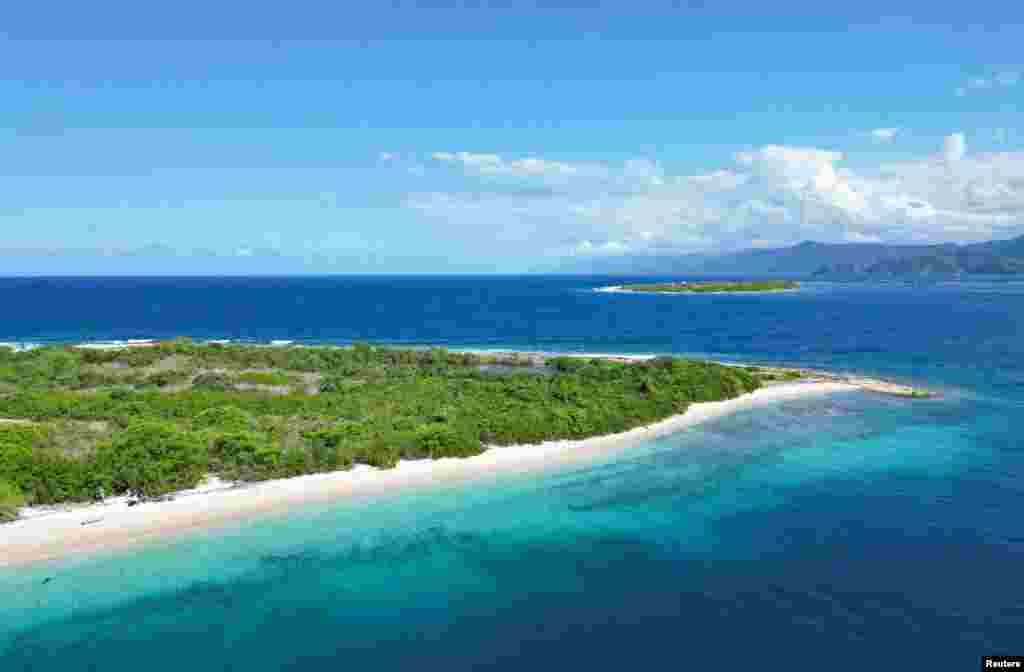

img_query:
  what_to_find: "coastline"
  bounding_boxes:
[0,380,856,569]
[595,285,799,295]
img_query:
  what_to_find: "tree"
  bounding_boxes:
[414,424,480,458]
[97,421,207,498]
[194,405,256,433]
[210,432,281,481]
[0,479,25,523]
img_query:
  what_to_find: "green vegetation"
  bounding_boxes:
[620,280,799,293]
[0,343,761,516]
[748,368,805,382]
[0,479,25,522]
[235,371,295,386]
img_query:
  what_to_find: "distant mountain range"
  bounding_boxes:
[556,235,1024,277]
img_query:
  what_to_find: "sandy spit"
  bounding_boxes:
[0,381,855,569]
[594,285,798,296]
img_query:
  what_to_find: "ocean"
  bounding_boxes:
[1,275,1022,670]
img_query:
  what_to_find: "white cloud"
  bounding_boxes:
[844,231,883,243]
[622,158,665,186]
[734,145,845,191]
[431,151,600,181]
[687,170,749,191]
[573,239,632,256]
[869,128,900,143]
[734,144,869,215]
[406,134,1024,257]
[881,194,937,219]
[944,133,967,162]
[378,152,426,176]
[956,70,1021,95]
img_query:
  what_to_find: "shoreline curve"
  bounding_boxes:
[0,380,855,569]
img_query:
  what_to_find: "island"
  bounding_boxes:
[604,280,800,294]
[0,341,928,565]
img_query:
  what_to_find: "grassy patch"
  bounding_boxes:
[236,371,295,386]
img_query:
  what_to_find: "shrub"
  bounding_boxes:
[304,421,366,447]
[96,421,207,498]
[145,371,188,388]
[193,372,233,391]
[549,357,586,373]
[194,405,256,433]
[319,376,345,394]
[304,421,369,470]
[414,424,481,459]
[237,371,293,386]
[210,432,282,481]
[352,342,374,362]
[0,431,99,505]
[0,480,25,523]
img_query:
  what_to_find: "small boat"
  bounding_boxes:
[80,517,104,526]
[270,340,294,347]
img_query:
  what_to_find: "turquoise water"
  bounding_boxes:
[1,277,1023,669]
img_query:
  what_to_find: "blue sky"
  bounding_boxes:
[2,1,1023,273]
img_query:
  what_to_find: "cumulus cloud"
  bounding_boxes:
[734,145,868,215]
[955,70,1021,96]
[431,151,604,181]
[844,231,883,243]
[378,151,426,176]
[687,170,749,191]
[407,135,1024,257]
[944,133,967,162]
[869,128,900,143]
[734,145,845,191]
[621,158,665,186]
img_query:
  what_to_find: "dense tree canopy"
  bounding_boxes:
[0,479,25,523]
[0,343,763,515]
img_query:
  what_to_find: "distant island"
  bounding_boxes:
[554,234,1024,278]
[607,280,799,294]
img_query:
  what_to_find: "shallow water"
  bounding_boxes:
[2,276,1023,669]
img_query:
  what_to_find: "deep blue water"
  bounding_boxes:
[1,275,1023,670]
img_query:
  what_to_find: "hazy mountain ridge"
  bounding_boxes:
[810,236,1024,277]
[556,235,1024,277]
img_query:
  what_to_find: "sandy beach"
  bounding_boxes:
[594,285,799,295]
[0,380,856,569]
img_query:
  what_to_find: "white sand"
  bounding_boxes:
[595,285,798,296]
[0,381,855,568]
